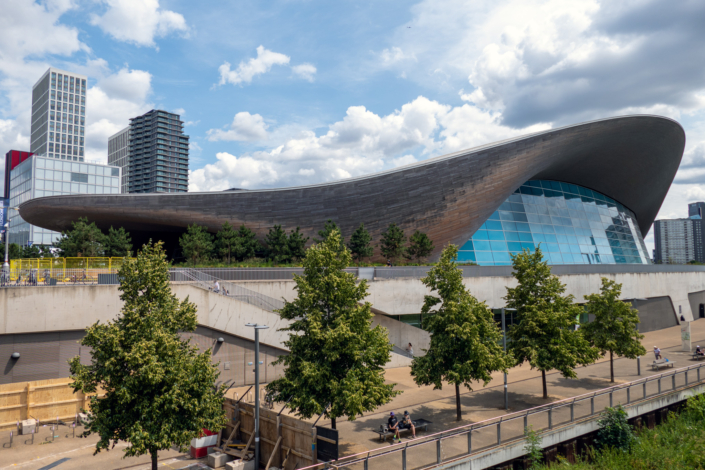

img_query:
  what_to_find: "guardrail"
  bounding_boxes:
[171,268,285,312]
[298,362,705,470]
[0,268,117,286]
[174,267,359,281]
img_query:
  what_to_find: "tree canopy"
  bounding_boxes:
[581,278,646,382]
[233,225,261,261]
[348,223,374,264]
[216,222,238,264]
[314,219,345,252]
[69,242,226,470]
[179,224,214,266]
[265,224,290,263]
[105,226,132,257]
[54,217,107,257]
[380,223,406,264]
[287,227,309,261]
[266,228,399,429]
[505,247,599,398]
[406,230,434,262]
[411,244,511,421]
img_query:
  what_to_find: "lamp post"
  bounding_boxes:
[501,308,516,411]
[245,323,269,468]
[629,298,648,374]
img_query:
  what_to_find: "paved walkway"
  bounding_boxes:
[1,319,703,470]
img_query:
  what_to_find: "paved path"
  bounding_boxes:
[1,320,703,470]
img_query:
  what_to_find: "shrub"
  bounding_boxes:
[596,405,635,451]
[523,425,543,469]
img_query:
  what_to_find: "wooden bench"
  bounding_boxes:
[691,353,705,361]
[375,419,432,442]
[651,358,675,370]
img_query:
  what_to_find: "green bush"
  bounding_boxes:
[596,405,635,451]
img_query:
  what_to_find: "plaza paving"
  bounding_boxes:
[1,319,703,470]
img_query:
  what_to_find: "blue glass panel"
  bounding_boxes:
[473,240,491,251]
[461,180,649,266]
[519,232,533,242]
[457,251,476,262]
[521,242,535,251]
[490,240,508,251]
[486,220,503,231]
[460,240,474,250]
[473,230,489,240]
[488,230,505,241]
[507,241,523,251]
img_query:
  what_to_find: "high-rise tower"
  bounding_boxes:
[30,67,87,161]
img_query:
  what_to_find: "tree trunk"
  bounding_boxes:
[541,370,548,399]
[610,350,614,383]
[455,383,462,421]
[151,451,158,470]
[331,417,336,430]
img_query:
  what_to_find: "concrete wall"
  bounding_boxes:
[688,290,705,320]
[0,325,288,385]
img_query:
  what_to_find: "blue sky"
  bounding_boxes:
[2,0,705,249]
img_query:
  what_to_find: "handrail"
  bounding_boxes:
[298,361,705,470]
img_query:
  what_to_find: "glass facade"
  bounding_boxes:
[458,180,651,266]
[9,156,120,246]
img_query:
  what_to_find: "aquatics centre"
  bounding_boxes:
[19,115,685,264]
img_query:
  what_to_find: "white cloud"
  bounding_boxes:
[90,0,188,48]
[84,68,154,163]
[218,46,290,86]
[380,47,416,66]
[292,63,317,82]
[207,112,269,142]
[172,108,186,116]
[190,95,543,192]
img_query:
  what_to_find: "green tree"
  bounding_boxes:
[8,243,21,260]
[233,225,260,262]
[20,244,42,258]
[265,224,290,263]
[69,242,227,470]
[314,219,345,252]
[411,244,511,421]
[380,223,406,264]
[505,247,599,399]
[581,278,646,382]
[179,224,214,266]
[406,230,434,263]
[266,229,399,429]
[347,223,373,264]
[54,217,107,257]
[216,222,238,264]
[104,227,132,257]
[287,227,309,261]
[596,405,635,451]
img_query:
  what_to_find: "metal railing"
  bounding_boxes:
[172,267,359,281]
[0,268,118,286]
[298,362,705,470]
[171,268,285,312]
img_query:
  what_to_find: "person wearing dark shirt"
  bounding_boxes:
[387,412,401,443]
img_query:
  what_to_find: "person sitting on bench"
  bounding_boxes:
[696,345,704,356]
[400,411,417,438]
[654,346,661,360]
[387,412,401,443]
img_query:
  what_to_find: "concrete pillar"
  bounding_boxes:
[629,416,642,430]
[543,446,558,464]
[645,412,656,429]
[656,408,669,425]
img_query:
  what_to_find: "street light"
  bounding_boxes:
[501,308,516,411]
[245,323,269,468]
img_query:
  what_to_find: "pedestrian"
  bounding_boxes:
[387,259,392,267]
[214,280,220,293]
[407,343,414,357]
[654,346,661,360]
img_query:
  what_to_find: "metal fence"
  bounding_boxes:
[297,362,705,470]
[171,268,285,312]
[0,268,118,286]
[174,267,359,281]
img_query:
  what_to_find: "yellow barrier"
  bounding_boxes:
[10,257,133,271]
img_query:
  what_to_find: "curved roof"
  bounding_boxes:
[20,115,685,259]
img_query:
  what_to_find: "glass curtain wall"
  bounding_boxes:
[459,180,651,266]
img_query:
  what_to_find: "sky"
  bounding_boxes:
[2,0,705,251]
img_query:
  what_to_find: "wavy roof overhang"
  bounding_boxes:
[20,115,685,259]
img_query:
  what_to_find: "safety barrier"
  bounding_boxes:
[297,362,705,470]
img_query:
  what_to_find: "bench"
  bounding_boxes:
[692,353,705,361]
[651,358,675,370]
[375,419,432,442]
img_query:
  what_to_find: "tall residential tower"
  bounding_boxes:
[127,109,189,193]
[108,126,130,193]
[30,68,87,161]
